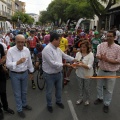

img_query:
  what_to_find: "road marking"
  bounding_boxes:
[67,100,79,120]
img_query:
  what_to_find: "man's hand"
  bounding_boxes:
[101,53,109,62]
[63,63,71,67]
[17,57,26,65]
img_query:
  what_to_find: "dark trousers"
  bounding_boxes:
[0,70,8,112]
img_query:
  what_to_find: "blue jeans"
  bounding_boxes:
[97,69,116,106]
[10,71,28,112]
[43,71,62,107]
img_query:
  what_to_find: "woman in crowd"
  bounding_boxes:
[74,40,94,105]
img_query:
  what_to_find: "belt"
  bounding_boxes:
[11,70,27,74]
[103,70,112,72]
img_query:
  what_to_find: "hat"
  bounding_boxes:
[94,31,99,35]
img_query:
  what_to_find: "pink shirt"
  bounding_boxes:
[66,36,74,46]
[97,42,120,71]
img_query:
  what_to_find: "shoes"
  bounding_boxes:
[94,98,103,105]
[56,103,64,109]
[76,99,83,105]
[4,108,15,114]
[103,86,106,89]
[18,111,25,118]
[103,105,109,113]
[84,100,90,106]
[47,106,53,113]
[0,111,4,120]
[64,80,68,85]
[64,77,70,82]
[93,73,97,77]
[23,105,32,110]
[32,82,36,89]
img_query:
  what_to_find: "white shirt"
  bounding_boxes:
[6,45,34,72]
[75,52,94,78]
[42,43,74,74]
[5,35,10,46]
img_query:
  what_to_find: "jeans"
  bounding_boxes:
[43,71,62,107]
[76,75,91,101]
[10,71,28,112]
[97,69,116,106]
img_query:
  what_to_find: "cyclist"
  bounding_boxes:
[27,30,39,89]
[91,31,101,76]
[34,43,46,70]
[56,29,71,85]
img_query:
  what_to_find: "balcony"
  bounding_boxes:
[6,13,12,19]
[0,10,7,18]
[7,3,12,8]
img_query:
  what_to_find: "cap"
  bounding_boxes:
[94,31,99,35]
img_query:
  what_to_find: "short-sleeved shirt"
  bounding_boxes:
[91,37,101,53]
[59,37,68,52]
[97,42,120,71]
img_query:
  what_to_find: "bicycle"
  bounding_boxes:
[36,60,45,90]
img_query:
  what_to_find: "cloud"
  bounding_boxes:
[20,0,52,14]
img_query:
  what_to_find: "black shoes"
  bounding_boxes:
[94,98,103,105]
[23,105,32,110]
[18,111,25,118]
[47,106,53,113]
[4,108,15,114]
[0,111,4,120]
[56,103,64,109]
[103,105,109,113]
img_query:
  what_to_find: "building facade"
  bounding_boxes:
[0,0,25,32]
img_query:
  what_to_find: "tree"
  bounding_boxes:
[39,0,94,26]
[12,12,34,26]
[88,0,119,31]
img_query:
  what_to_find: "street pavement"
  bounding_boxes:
[3,70,120,120]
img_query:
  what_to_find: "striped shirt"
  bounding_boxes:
[97,42,120,71]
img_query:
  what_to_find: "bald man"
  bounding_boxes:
[6,35,34,118]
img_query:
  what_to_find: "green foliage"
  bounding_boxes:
[12,11,34,25]
[39,0,94,24]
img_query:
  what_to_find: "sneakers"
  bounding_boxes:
[76,99,83,105]
[23,105,32,110]
[32,82,36,89]
[18,111,25,118]
[84,100,90,106]
[47,106,53,113]
[103,105,109,113]
[4,108,15,114]
[94,98,103,105]
[64,77,70,82]
[56,103,64,109]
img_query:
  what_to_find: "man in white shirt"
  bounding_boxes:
[42,32,76,113]
[6,34,34,118]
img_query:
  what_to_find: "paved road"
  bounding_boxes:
[3,70,120,120]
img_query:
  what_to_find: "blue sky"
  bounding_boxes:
[21,0,52,14]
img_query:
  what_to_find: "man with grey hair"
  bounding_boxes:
[6,34,34,118]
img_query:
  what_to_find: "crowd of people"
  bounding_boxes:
[0,26,120,119]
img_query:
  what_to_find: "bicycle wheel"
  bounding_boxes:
[37,71,45,90]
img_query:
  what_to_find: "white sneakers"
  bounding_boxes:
[76,99,90,106]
